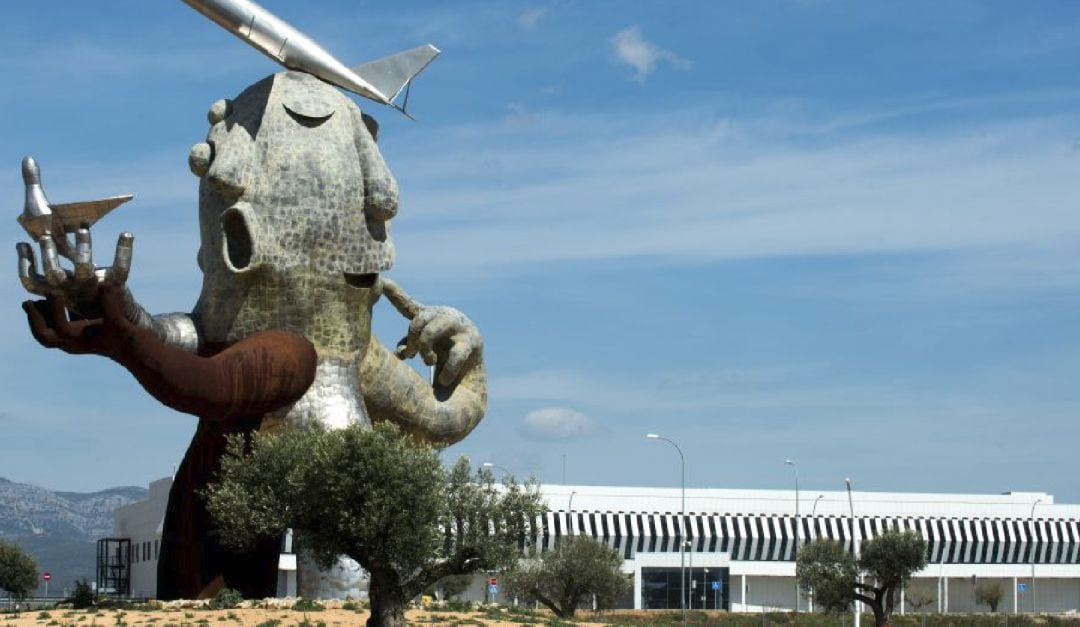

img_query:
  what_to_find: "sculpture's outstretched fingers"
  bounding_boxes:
[39,234,68,287]
[106,232,134,285]
[380,277,421,320]
[17,242,48,295]
[73,228,94,281]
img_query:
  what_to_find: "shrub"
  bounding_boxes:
[444,599,473,613]
[290,599,323,612]
[208,589,243,611]
[71,580,95,610]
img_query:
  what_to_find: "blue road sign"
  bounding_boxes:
[488,584,498,595]
[1018,583,1028,593]
[711,580,721,591]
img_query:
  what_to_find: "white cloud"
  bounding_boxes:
[518,8,549,30]
[383,101,1080,286]
[610,26,690,82]
[518,407,594,442]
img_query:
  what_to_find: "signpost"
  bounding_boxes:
[1018,582,1028,612]
[711,580,721,610]
[42,572,51,598]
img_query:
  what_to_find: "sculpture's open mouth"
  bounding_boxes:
[221,204,256,272]
[344,272,377,289]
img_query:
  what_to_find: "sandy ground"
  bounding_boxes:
[0,606,609,627]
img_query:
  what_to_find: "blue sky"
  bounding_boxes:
[1,1,1079,501]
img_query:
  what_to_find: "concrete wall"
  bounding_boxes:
[113,477,170,598]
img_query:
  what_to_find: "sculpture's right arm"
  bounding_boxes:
[23,285,316,420]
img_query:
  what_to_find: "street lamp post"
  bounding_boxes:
[1031,498,1043,614]
[647,433,687,626]
[809,494,825,613]
[846,478,859,627]
[481,462,512,477]
[785,459,800,612]
[568,491,577,536]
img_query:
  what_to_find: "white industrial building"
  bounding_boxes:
[106,478,1080,614]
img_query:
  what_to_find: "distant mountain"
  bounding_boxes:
[0,477,147,595]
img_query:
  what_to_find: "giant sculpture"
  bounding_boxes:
[15,1,486,601]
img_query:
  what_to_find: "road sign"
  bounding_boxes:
[488,577,497,586]
[711,580,721,591]
[42,573,51,582]
[488,584,498,595]
[1018,582,1028,593]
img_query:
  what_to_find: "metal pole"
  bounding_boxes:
[481,462,513,477]
[1030,498,1042,614]
[809,493,824,613]
[688,540,694,609]
[647,433,686,627]
[846,478,859,627]
[786,459,800,612]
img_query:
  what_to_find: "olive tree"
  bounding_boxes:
[0,539,38,601]
[205,422,544,627]
[797,530,927,627]
[504,536,631,618]
[975,580,1004,612]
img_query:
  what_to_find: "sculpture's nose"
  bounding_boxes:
[195,97,251,201]
[207,161,247,199]
[203,135,251,202]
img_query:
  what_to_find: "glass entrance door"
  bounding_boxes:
[641,567,729,610]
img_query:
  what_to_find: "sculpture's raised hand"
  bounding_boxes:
[381,278,483,388]
[16,229,133,311]
[22,282,136,357]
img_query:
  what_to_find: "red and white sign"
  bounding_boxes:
[42,572,51,582]
[488,577,497,586]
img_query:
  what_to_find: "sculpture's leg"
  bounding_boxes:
[157,417,279,600]
[297,551,368,600]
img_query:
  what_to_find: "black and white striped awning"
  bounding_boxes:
[524,511,1080,565]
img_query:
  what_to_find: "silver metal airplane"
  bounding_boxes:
[181,0,440,115]
[18,156,132,242]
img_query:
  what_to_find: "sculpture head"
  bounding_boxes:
[188,71,398,353]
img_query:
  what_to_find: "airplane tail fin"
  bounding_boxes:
[352,44,440,115]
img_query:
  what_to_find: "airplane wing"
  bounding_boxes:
[50,195,134,232]
[351,44,441,107]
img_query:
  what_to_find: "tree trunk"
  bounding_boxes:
[367,569,407,627]
[873,605,889,626]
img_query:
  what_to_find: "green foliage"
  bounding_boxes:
[796,539,857,612]
[442,599,473,613]
[797,530,928,626]
[207,589,243,611]
[859,529,928,592]
[71,580,95,610]
[290,599,323,612]
[0,539,38,600]
[904,588,936,613]
[974,580,1005,612]
[253,620,280,627]
[504,536,631,618]
[424,573,472,601]
[204,422,544,627]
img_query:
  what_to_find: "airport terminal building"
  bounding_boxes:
[105,479,1080,614]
